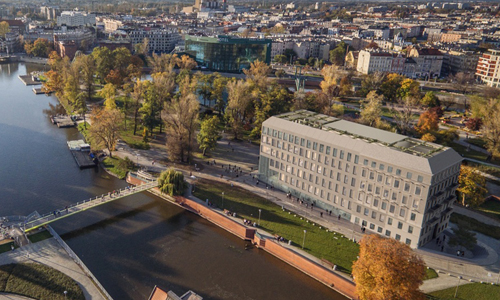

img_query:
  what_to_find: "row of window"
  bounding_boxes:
[355,217,412,246]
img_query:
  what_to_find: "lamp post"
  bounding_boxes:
[221,192,224,210]
[302,230,307,249]
[64,291,67,300]
[454,276,462,298]
[136,154,140,166]
[258,209,262,225]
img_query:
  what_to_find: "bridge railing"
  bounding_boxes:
[46,225,114,300]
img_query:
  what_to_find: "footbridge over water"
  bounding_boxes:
[18,173,158,232]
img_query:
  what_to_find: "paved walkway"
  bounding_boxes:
[0,293,35,300]
[111,134,500,293]
[0,238,106,300]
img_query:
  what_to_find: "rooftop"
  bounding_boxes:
[275,110,447,158]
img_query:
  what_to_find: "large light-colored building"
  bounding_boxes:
[57,11,96,27]
[407,46,443,78]
[476,49,500,88]
[356,49,405,75]
[259,110,462,248]
[125,28,181,54]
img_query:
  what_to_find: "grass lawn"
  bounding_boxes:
[77,122,90,141]
[450,143,491,162]
[450,213,500,240]
[27,230,53,243]
[428,283,500,300]
[0,263,84,300]
[118,122,150,150]
[467,162,500,179]
[467,138,487,149]
[425,268,439,280]
[193,178,359,273]
[102,156,136,179]
[477,199,500,221]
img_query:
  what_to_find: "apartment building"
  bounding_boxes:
[476,49,500,88]
[407,47,443,78]
[57,11,96,27]
[259,110,462,248]
[356,49,405,74]
[442,50,480,76]
[125,28,181,54]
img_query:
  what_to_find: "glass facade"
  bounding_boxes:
[184,35,271,73]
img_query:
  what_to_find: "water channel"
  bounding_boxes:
[0,62,346,300]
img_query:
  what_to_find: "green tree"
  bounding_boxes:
[140,81,163,136]
[74,92,88,127]
[360,91,383,127]
[225,80,254,140]
[421,91,440,107]
[75,54,96,104]
[379,73,404,102]
[329,41,348,65]
[274,54,287,64]
[99,83,117,110]
[197,73,215,107]
[158,168,186,196]
[251,82,292,137]
[91,47,114,84]
[30,38,52,57]
[329,103,345,117]
[458,165,487,207]
[88,107,123,157]
[212,74,228,114]
[197,116,220,156]
[130,79,147,135]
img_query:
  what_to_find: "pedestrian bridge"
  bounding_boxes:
[22,179,158,232]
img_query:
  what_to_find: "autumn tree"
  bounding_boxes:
[130,79,147,135]
[197,73,215,106]
[147,53,178,74]
[91,47,114,84]
[225,80,254,140]
[212,74,228,114]
[457,165,487,207]
[177,55,197,71]
[379,73,404,102]
[158,168,186,196]
[320,65,340,100]
[360,91,383,127]
[42,70,64,96]
[0,21,9,38]
[88,108,123,157]
[352,234,426,300]
[99,83,117,110]
[360,72,385,97]
[163,91,199,163]
[74,92,88,126]
[244,60,271,96]
[75,54,96,103]
[415,109,439,136]
[251,82,292,137]
[339,76,353,96]
[197,116,220,156]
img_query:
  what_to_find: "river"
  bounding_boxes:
[0,62,346,300]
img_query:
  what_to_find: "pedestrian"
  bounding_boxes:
[320,212,323,217]
[338,214,340,220]
[441,245,444,252]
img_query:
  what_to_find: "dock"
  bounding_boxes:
[19,75,42,86]
[51,115,75,128]
[67,140,97,169]
[33,87,50,95]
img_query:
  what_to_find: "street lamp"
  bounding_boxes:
[454,276,462,298]
[302,230,307,249]
[221,192,224,210]
[258,209,262,225]
[135,154,140,166]
[64,291,67,300]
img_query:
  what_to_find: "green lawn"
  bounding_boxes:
[425,268,439,280]
[77,122,90,141]
[428,283,500,300]
[27,230,53,243]
[118,122,150,150]
[0,263,84,300]
[477,199,500,221]
[450,143,491,163]
[450,213,500,240]
[467,138,487,149]
[102,156,136,179]
[193,178,360,273]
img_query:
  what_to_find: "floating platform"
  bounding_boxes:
[51,115,75,128]
[19,75,42,86]
[33,88,50,95]
[70,150,97,169]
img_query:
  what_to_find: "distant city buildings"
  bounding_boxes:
[57,11,96,27]
[259,110,462,249]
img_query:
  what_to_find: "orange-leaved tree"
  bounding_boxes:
[352,234,426,300]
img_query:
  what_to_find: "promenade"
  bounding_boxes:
[112,133,500,293]
[0,238,105,300]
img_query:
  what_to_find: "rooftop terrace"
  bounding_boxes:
[276,110,446,158]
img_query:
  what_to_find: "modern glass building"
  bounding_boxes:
[259,110,462,248]
[184,35,271,73]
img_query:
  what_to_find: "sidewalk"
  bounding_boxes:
[0,238,106,300]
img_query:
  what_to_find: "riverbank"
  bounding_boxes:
[126,173,357,300]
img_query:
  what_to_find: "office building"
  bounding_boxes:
[476,49,500,88]
[259,110,462,248]
[184,35,271,72]
[57,11,96,27]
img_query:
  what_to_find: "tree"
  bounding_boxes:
[448,223,477,252]
[284,49,297,64]
[339,76,353,96]
[244,59,271,94]
[147,53,178,74]
[197,116,220,156]
[225,80,254,140]
[435,128,459,146]
[158,168,186,196]
[163,90,199,163]
[379,73,404,102]
[329,41,347,65]
[457,166,487,207]
[474,98,500,157]
[91,47,114,84]
[134,37,149,55]
[415,109,439,135]
[360,72,385,97]
[197,73,215,106]
[393,95,421,134]
[421,91,440,107]
[421,133,436,142]
[75,54,96,104]
[449,72,474,94]
[130,79,147,135]
[29,38,52,57]
[0,21,9,38]
[329,104,344,117]
[251,82,292,137]
[364,41,379,49]
[360,91,383,127]
[352,234,426,300]
[88,108,123,157]
[177,55,197,71]
[465,118,482,131]
[211,74,228,114]
[74,92,88,126]
[42,70,64,96]
[399,78,421,101]
[274,54,287,64]
[99,83,117,110]
[275,69,286,78]
[320,65,340,101]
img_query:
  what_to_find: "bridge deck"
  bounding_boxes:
[24,180,158,232]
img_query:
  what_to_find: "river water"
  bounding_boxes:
[0,63,346,300]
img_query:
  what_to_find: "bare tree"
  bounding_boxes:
[449,72,474,94]
[225,80,254,140]
[393,96,421,134]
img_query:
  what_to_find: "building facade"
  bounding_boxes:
[356,49,405,75]
[126,28,181,54]
[259,110,462,248]
[476,49,500,88]
[184,35,271,72]
[57,11,96,27]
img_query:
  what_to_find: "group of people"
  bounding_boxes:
[275,235,286,243]
[243,219,256,227]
